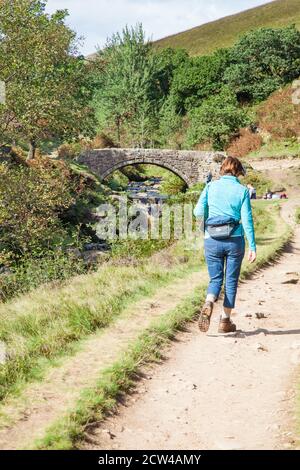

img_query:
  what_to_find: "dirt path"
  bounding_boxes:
[0,269,206,450]
[83,200,300,451]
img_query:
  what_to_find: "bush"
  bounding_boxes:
[160,173,187,195]
[57,143,83,160]
[0,161,76,264]
[242,170,273,197]
[226,128,263,157]
[0,251,88,302]
[256,85,300,140]
[185,87,250,150]
[169,49,230,113]
[90,133,116,149]
[224,26,300,102]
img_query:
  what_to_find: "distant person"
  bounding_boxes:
[247,184,257,200]
[280,193,288,199]
[194,156,256,334]
[206,172,213,184]
[264,190,273,200]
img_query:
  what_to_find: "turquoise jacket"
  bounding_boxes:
[194,175,256,251]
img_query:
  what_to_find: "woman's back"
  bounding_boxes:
[194,175,256,252]
[207,175,247,220]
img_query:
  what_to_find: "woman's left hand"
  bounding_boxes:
[248,250,257,263]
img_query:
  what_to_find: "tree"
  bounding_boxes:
[0,0,96,159]
[168,49,230,114]
[158,98,184,148]
[93,24,160,147]
[152,47,189,100]
[185,87,250,150]
[0,161,74,263]
[224,26,300,102]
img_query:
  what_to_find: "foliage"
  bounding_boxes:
[0,0,96,158]
[256,84,300,140]
[0,251,87,302]
[224,26,300,102]
[226,128,263,157]
[0,160,75,263]
[242,170,273,197]
[158,99,184,148]
[57,143,83,160]
[93,24,160,147]
[105,170,129,191]
[152,48,189,97]
[185,87,250,150]
[160,173,187,195]
[169,49,230,114]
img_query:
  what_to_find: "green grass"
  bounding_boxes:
[155,0,300,56]
[0,243,203,402]
[296,207,300,224]
[242,170,274,197]
[32,201,292,450]
[248,140,300,159]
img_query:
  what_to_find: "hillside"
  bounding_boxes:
[155,0,300,56]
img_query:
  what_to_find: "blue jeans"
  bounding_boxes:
[204,237,245,309]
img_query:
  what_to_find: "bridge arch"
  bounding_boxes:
[100,159,190,186]
[77,149,225,188]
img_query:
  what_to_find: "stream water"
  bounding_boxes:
[126,177,169,205]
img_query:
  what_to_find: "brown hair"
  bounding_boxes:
[220,156,245,177]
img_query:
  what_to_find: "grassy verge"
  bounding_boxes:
[248,140,300,160]
[296,207,300,224]
[0,242,203,401]
[33,202,292,450]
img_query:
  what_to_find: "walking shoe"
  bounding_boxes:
[218,318,237,334]
[198,301,214,333]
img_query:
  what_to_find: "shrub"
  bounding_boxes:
[256,85,300,140]
[90,133,116,149]
[169,49,230,113]
[185,87,250,150]
[160,174,187,195]
[242,170,273,197]
[57,143,83,160]
[0,161,75,264]
[226,128,263,157]
[0,251,88,302]
[224,26,300,102]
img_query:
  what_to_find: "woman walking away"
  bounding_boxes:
[194,157,257,334]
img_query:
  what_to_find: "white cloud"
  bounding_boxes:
[45,0,270,55]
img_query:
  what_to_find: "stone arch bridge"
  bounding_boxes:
[77,148,225,187]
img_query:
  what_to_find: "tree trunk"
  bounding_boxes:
[116,117,121,147]
[27,140,36,160]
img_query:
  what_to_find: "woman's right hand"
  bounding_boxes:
[248,250,257,263]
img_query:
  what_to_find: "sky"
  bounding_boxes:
[46,0,271,55]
